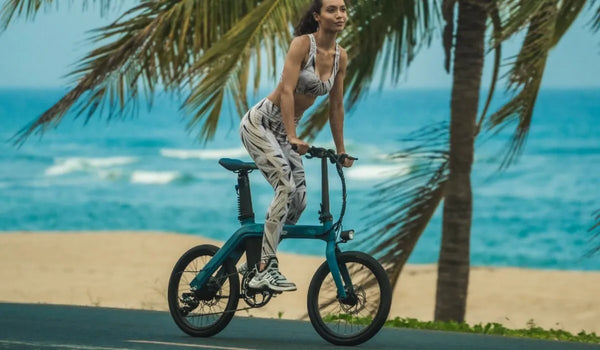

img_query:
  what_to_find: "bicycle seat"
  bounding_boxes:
[218,158,258,172]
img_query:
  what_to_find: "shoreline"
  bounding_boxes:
[0,231,598,334]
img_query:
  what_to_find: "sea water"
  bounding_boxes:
[1,88,598,270]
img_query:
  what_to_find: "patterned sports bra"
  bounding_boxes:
[294,34,340,96]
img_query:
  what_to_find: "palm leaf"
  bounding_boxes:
[495,0,547,42]
[476,1,502,135]
[593,0,600,32]
[0,0,117,31]
[357,122,449,287]
[487,0,558,169]
[552,0,587,46]
[183,0,308,141]
[442,0,456,73]
[12,0,306,144]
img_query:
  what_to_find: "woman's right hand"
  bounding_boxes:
[289,137,309,155]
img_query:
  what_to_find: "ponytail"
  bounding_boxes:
[293,0,322,36]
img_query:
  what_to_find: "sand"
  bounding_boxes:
[0,231,598,334]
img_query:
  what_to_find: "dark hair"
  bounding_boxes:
[294,0,323,36]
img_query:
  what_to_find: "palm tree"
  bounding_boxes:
[363,0,599,323]
[433,0,487,322]
[2,0,599,322]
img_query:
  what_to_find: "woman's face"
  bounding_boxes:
[315,0,347,33]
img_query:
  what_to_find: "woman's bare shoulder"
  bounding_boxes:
[289,34,311,52]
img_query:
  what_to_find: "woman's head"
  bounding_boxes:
[294,0,347,36]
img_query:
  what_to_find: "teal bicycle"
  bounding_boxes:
[167,146,392,346]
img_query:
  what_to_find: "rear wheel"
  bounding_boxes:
[167,244,239,337]
[307,251,392,346]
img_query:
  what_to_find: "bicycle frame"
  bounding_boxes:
[190,155,351,299]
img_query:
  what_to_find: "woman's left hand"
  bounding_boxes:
[338,153,354,168]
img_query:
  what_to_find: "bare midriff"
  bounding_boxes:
[266,85,317,121]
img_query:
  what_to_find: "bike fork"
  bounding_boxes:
[326,244,353,299]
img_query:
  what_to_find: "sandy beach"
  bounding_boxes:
[0,231,598,334]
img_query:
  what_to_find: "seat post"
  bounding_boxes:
[236,170,261,271]
[236,170,255,225]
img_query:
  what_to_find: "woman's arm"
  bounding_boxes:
[329,48,353,167]
[280,36,310,154]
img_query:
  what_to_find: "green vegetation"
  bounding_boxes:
[323,314,600,344]
[385,317,600,344]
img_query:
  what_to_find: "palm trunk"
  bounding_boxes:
[434,0,486,322]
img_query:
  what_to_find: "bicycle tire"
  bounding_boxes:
[307,251,392,346]
[168,244,240,337]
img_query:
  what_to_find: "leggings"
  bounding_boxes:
[239,98,307,263]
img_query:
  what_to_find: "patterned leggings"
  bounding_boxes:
[239,98,307,263]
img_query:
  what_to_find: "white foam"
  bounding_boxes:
[130,171,180,184]
[45,157,137,176]
[346,164,409,181]
[160,148,248,160]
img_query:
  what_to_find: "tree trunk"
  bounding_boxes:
[434,0,486,322]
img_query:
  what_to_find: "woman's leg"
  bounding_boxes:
[240,108,296,263]
[280,142,307,225]
[239,100,298,292]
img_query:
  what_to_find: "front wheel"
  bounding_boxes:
[307,251,392,346]
[167,244,240,337]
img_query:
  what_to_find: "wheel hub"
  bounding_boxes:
[193,277,221,301]
[339,286,367,314]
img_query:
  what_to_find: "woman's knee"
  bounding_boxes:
[275,177,296,199]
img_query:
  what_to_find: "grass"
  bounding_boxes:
[323,315,600,344]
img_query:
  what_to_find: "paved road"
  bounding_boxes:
[0,303,597,350]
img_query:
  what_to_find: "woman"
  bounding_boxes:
[239,0,353,292]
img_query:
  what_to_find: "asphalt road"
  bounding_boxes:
[0,303,597,350]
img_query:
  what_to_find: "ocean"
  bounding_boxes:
[1,88,599,270]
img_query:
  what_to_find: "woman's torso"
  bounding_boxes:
[266,34,340,120]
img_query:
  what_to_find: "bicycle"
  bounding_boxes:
[167,146,392,346]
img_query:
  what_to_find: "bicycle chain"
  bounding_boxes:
[185,271,282,317]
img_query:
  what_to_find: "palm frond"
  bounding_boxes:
[586,209,600,257]
[299,0,439,140]
[476,0,502,135]
[552,0,587,46]
[12,0,305,144]
[0,0,117,31]
[496,0,547,42]
[487,0,558,169]
[183,0,307,141]
[593,0,600,32]
[442,0,456,73]
[357,122,449,288]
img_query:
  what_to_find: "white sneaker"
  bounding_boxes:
[248,258,297,292]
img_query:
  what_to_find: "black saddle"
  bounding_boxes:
[218,158,258,172]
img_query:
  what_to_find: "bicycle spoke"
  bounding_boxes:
[314,260,384,338]
[169,246,240,336]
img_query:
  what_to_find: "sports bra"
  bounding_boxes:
[294,34,340,96]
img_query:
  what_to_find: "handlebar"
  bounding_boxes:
[291,145,358,164]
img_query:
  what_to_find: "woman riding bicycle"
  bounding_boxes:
[239,0,354,292]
